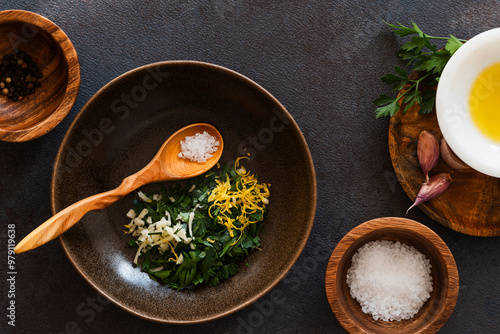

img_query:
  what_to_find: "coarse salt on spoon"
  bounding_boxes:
[15,123,223,254]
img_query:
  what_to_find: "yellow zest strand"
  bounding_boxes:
[235,155,250,176]
[163,239,179,262]
[208,157,270,244]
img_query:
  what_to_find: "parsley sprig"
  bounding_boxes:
[374,22,466,118]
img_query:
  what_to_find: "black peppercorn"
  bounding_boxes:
[0,51,43,102]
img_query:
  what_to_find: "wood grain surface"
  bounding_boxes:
[325,217,459,334]
[388,87,500,236]
[0,10,80,142]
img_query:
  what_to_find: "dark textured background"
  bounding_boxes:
[1,1,499,333]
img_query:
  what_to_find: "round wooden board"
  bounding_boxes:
[388,101,500,236]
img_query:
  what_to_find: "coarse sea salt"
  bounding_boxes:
[346,240,433,322]
[178,131,219,163]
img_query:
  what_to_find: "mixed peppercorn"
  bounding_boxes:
[0,51,43,102]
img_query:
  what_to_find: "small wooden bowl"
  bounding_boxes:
[325,217,459,334]
[0,10,80,142]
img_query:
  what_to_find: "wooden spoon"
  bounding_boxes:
[15,123,223,254]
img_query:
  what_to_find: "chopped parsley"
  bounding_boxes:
[125,158,270,290]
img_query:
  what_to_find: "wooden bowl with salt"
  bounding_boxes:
[0,10,80,142]
[325,217,459,334]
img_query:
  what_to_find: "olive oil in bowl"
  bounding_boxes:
[469,62,500,142]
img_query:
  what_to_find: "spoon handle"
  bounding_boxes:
[14,172,148,254]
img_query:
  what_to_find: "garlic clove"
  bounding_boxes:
[441,138,469,170]
[407,173,452,214]
[417,130,440,182]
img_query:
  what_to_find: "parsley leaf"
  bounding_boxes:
[419,90,436,114]
[386,21,420,37]
[414,50,450,74]
[375,98,400,118]
[445,35,463,55]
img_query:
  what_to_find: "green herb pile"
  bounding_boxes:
[374,22,466,118]
[126,163,268,290]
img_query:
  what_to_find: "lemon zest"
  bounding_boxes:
[208,157,270,245]
[163,239,179,262]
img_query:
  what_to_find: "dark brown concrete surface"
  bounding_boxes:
[1,1,499,333]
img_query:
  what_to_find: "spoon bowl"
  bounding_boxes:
[157,124,223,179]
[14,123,222,254]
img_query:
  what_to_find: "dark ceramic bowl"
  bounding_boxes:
[52,61,316,323]
[325,217,459,334]
[0,10,80,142]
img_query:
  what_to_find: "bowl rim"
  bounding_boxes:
[0,9,80,142]
[436,27,500,178]
[51,60,317,323]
[325,217,459,334]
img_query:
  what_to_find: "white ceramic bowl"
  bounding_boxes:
[436,27,500,178]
